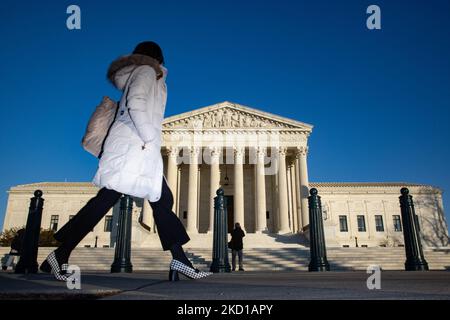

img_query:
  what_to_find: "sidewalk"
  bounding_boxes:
[0,271,449,300]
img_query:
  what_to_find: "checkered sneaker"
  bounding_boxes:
[45,251,69,282]
[170,259,212,280]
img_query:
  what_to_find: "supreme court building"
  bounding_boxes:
[3,102,449,249]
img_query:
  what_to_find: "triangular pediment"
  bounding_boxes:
[162,101,313,131]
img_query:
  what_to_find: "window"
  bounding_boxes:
[104,216,113,232]
[339,216,348,232]
[50,215,59,231]
[393,215,402,232]
[375,215,384,232]
[266,211,270,219]
[357,215,366,232]
[183,211,187,219]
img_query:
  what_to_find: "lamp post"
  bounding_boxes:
[308,188,330,272]
[399,188,428,271]
[15,190,44,274]
[210,188,231,273]
[111,195,133,273]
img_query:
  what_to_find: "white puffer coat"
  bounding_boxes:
[93,54,168,202]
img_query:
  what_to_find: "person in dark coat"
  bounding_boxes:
[10,229,25,255]
[1,229,25,271]
[229,222,245,271]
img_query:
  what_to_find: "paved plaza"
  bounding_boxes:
[0,271,449,300]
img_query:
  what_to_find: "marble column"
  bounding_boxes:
[187,146,200,233]
[294,151,303,230]
[176,166,182,215]
[255,147,267,233]
[289,158,300,232]
[208,147,221,233]
[166,146,179,212]
[287,161,293,232]
[297,146,310,227]
[277,147,290,233]
[234,146,245,231]
[197,165,201,230]
[288,158,298,233]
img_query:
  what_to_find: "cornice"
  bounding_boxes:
[7,181,442,195]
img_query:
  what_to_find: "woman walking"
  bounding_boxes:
[40,41,211,282]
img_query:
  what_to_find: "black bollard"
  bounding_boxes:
[399,188,429,271]
[111,195,133,273]
[15,190,44,274]
[308,188,330,272]
[210,188,231,273]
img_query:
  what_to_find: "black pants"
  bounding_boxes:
[232,249,243,269]
[54,178,190,253]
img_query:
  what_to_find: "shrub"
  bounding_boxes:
[0,227,24,247]
[0,227,60,247]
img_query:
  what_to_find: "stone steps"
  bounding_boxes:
[1,247,449,271]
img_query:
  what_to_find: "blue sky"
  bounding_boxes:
[0,0,449,231]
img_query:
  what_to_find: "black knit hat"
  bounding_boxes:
[133,41,165,65]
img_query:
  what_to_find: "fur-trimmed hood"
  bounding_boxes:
[107,54,166,90]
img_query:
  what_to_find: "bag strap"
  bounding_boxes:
[98,100,120,159]
[119,66,141,111]
[98,67,140,159]
[121,66,157,145]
